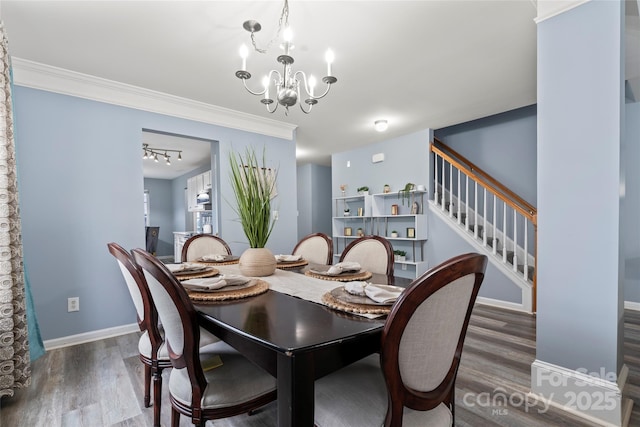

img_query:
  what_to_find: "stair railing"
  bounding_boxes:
[430,138,538,312]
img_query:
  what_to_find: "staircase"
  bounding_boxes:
[430,139,537,312]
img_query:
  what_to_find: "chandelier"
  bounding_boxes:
[142,143,182,166]
[235,0,337,115]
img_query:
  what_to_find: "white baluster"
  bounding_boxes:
[449,164,453,217]
[513,210,518,272]
[493,194,497,254]
[465,176,469,231]
[503,202,507,263]
[524,218,529,281]
[441,156,446,212]
[483,187,487,246]
[474,181,478,239]
[457,169,461,224]
[434,153,439,207]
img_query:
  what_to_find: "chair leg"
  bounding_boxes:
[171,406,180,427]
[152,367,163,427]
[143,364,152,408]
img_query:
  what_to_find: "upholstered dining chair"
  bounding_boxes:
[181,234,232,262]
[314,252,488,427]
[107,243,219,427]
[132,248,277,427]
[292,232,333,265]
[339,235,395,284]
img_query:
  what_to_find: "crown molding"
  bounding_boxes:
[534,0,590,24]
[10,57,296,141]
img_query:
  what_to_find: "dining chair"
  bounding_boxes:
[181,233,232,262]
[132,248,277,427]
[314,252,488,427]
[339,235,395,284]
[292,232,333,265]
[107,243,220,427]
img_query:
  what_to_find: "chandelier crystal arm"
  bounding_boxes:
[238,70,282,97]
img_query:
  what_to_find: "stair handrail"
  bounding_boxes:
[431,138,537,224]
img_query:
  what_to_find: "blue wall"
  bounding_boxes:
[297,163,332,240]
[13,86,297,341]
[143,178,174,256]
[435,104,537,206]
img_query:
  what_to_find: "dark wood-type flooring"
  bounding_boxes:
[2,305,639,426]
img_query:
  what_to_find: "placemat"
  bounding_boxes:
[187,279,269,302]
[322,292,391,315]
[192,256,240,266]
[305,269,372,282]
[276,259,309,270]
[174,268,220,281]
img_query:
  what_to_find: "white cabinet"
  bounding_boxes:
[332,191,428,280]
[173,232,193,262]
[187,170,212,212]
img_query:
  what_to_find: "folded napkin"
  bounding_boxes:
[344,281,403,304]
[326,261,361,276]
[275,254,302,262]
[201,254,228,262]
[182,274,250,291]
[165,263,205,273]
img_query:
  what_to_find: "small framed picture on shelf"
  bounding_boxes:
[406,227,416,238]
[344,227,352,236]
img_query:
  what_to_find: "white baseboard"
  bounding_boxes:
[531,359,628,426]
[624,301,640,311]
[43,323,139,351]
[476,296,528,313]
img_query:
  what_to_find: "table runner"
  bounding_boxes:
[213,265,384,319]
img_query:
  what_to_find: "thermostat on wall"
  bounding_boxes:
[372,153,385,163]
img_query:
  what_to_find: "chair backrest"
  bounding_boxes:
[107,242,163,354]
[339,235,394,284]
[133,248,208,400]
[292,232,333,265]
[380,252,487,422]
[182,234,232,262]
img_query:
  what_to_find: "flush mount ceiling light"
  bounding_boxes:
[374,120,389,132]
[142,143,182,166]
[235,0,337,115]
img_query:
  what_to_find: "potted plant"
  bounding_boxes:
[398,182,416,206]
[383,184,391,193]
[356,227,364,237]
[229,147,277,276]
[357,186,369,195]
[390,230,398,238]
[393,250,406,262]
[344,208,351,216]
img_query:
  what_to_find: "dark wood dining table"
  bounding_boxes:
[193,264,390,427]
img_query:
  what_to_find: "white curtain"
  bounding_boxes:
[0,21,31,398]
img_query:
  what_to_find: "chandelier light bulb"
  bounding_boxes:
[325,49,334,76]
[143,151,148,160]
[178,152,182,161]
[375,120,388,132]
[308,75,316,97]
[239,44,248,71]
[283,27,293,43]
[262,76,270,99]
[166,157,171,165]
[154,153,159,162]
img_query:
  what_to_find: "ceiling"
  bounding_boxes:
[2,1,638,178]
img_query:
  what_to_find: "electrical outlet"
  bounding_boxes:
[401,263,407,271]
[68,297,79,312]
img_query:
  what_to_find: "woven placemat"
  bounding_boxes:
[322,292,391,315]
[187,279,269,302]
[305,270,373,282]
[174,268,219,281]
[192,257,240,266]
[276,259,309,270]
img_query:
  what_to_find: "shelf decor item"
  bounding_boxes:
[357,207,364,216]
[390,230,398,238]
[356,227,364,237]
[391,204,399,215]
[383,184,391,194]
[344,227,352,236]
[398,182,416,206]
[406,227,415,238]
[229,147,277,276]
[344,208,351,216]
[340,184,346,196]
[357,186,369,195]
[393,250,406,262]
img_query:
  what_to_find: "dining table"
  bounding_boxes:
[192,262,397,427]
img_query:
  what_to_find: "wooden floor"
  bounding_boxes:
[2,305,639,426]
